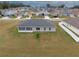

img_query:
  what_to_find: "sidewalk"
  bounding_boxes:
[59,22,79,42]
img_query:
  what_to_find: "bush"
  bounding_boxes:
[35,32,40,39]
[10,15,17,18]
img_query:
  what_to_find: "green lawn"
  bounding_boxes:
[59,16,70,18]
[10,15,17,18]
[31,15,44,19]
[0,20,79,56]
[22,15,29,18]
[48,14,54,18]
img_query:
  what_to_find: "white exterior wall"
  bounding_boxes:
[18,26,33,32]
[61,21,79,35]
[18,26,56,32]
[32,27,56,32]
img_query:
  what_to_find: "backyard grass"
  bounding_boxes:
[0,20,79,56]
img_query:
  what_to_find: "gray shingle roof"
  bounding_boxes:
[18,19,55,27]
[64,18,79,29]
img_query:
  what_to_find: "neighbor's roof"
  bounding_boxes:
[64,18,79,29]
[18,19,55,27]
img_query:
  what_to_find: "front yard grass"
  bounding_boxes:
[0,20,79,56]
[31,15,44,19]
[48,14,54,18]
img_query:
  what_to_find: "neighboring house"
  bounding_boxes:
[17,12,27,17]
[48,8,79,17]
[31,10,49,17]
[1,9,17,16]
[63,8,79,17]
[17,19,56,32]
[60,18,79,35]
[1,7,28,17]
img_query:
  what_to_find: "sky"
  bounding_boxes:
[5,1,79,7]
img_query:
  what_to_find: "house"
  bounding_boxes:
[1,9,17,17]
[60,18,79,35]
[64,8,79,17]
[17,19,56,32]
[31,10,49,17]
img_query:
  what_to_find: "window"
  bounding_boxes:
[26,27,32,30]
[19,27,25,30]
[44,27,46,30]
[36,27,40,30]
[49,27,51,30]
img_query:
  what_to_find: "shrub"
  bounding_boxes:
[35,32,40,39]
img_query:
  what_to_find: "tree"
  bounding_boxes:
[2,1,10,9]
[58,4,65,8]
[71,5,79,9]
[46,4,51,8]
[0,2,28,9]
